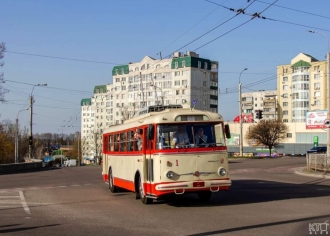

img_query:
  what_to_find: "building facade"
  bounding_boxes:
[241,90,277,122]
[277,53,328,123]
[80,51,219,160]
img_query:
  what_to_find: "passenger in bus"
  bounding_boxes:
[173,125,189,145]
[134,129,143,150]
[128,131,135,151]
[195,128,208,145]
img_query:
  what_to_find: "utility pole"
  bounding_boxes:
[239,68,248,157]
[29,95,33,160]
[77,132,80,166]
[29,83,47,160]
[308,30,330,165]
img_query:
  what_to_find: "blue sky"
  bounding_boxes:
[1,0,330,134]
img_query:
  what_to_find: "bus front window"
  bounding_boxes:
[156,123,225,150]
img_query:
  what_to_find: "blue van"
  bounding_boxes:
[306,146,327,153]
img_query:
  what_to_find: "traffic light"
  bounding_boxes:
[29,136,33,145]
[258,110,263,119]
[255,110,259,119]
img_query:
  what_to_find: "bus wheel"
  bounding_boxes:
[197,191,212,202]
[139,176,153,204]
[109,169,117,193]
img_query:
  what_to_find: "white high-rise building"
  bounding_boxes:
[81,51,219,160]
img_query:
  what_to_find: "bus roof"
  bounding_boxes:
[103,108,224,134]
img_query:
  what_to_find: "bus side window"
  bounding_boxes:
[109,135,114,152]
[127,131,133,152]
[114,134,119,152]
[120,132,127,152]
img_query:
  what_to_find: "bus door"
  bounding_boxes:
[145,125,155,196]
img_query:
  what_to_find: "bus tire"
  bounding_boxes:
[108,168,117,193]
[139,175,153,204]
[197,191,212,202]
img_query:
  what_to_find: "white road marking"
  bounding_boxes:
[19,191,31,215]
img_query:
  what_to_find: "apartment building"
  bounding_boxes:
[277,53,328,122]
[241,90,277,122]
[80,51,219,160]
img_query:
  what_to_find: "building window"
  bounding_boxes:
[175,80,180,86]
[314,66,320,72]
[203,81,207,86]
[182,80,187,86]
[314,83,320,90]
[175,62,178,69]
[204,62,207,69]
[287,133,292,138]
[176,99,180,104]
[212,63,217,69]
[203,72,206,78]
[182,60,186,68]
[283,102,288,107]
[283,110,288,115]
[283,119,288,123]
[135,67,139,71]
[314,74,320,79]
[182,90,185,95]
[314,91,320,97]
[283,77,288,82]
[175,71,180,76]
[255,98,257,101]
[283,85,288,90]
[198,61,201,68]
[282,93,288,98]
[176,90,180,95]
[121,68,124,74]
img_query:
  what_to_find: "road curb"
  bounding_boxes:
[295,168,330,179]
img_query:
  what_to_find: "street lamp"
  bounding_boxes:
[15,108,29,163]
[308,30,330,160]
[239,68,248,157]
[29,83,47,159]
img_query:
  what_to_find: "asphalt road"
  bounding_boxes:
[0,157,329,236]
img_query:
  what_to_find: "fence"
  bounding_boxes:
[306,153,330,172]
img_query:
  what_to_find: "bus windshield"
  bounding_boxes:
[156,123,225,149]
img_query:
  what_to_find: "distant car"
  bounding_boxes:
[306,146,327,154]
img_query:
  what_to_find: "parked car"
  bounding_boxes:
[306,146,327,153]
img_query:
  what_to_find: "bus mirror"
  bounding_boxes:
[147,124,154,140]
[225,124,231,139]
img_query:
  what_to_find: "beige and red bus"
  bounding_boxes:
[102,106,231,204]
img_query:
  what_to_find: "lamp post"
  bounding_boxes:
[29,83,47,160]
[15,108,29,163]
[239,68,248,157]
[308,30,330,160]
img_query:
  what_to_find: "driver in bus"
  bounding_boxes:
[173,125,189,145]
[195,128,208,145]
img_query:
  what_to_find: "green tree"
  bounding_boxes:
[245,120,289,157]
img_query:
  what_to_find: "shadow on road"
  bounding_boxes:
[0,224,60,234]
[163,179,330,207]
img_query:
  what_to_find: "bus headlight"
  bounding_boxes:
[218,168,226,176]
[166,171,175,179]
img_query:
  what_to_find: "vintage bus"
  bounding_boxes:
[102,105,231,204]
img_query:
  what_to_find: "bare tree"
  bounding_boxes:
[0,42,8,103]
[245,120,289,157]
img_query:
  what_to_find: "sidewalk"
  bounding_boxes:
[295,167,330,179]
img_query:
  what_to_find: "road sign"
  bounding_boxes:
[324,119,330,128]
